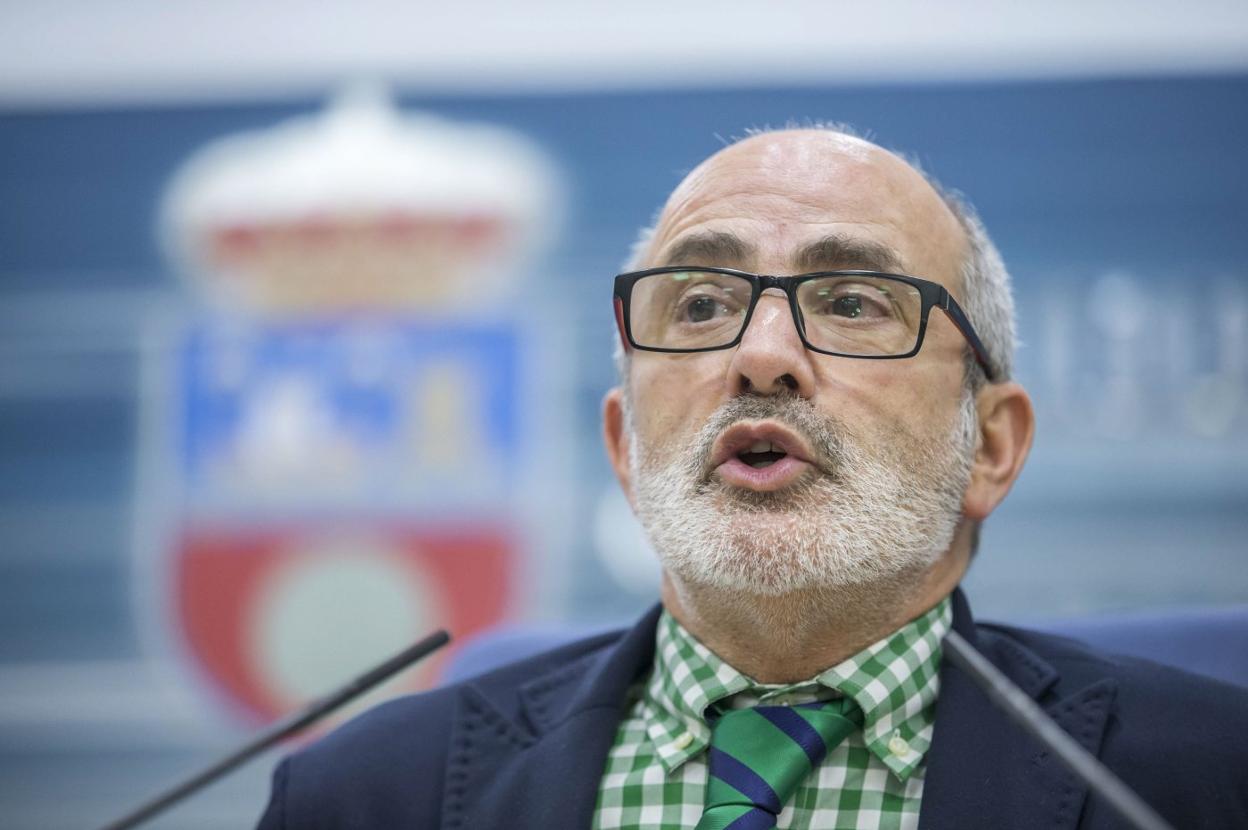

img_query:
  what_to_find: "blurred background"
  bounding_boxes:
[2,1,1247,827]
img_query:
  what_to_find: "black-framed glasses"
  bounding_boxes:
[613,266,997,382]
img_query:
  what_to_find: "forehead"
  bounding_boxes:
[647,131,967,289]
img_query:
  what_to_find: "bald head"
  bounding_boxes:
[639,130,968,295]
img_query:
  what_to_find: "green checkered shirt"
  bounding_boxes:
[592,596,952,830]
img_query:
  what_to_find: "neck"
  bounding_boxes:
[660,548,967,684]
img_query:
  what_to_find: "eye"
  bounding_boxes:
[819,288,892,320]
[671,282,745,324]
[832,295,865,318]
[685,295,721,323]
[807,277,903,320]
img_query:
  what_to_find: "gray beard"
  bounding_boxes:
[629,391,977,597]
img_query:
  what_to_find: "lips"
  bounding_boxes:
[709,422,818,492]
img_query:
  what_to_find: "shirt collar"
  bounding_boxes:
[641,596,952,781]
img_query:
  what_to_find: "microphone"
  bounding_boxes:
[943,630,1174,830]
[99,628,452,830]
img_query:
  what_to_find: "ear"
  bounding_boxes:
[963,381,1034,521]
[602,386,634,507]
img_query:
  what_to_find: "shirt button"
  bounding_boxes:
[672,731,694,751]
[888,732,910,757]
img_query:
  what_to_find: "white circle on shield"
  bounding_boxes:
[253,536,439,711]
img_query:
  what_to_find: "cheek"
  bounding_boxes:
[921,312,974,374]
[816,359,963,442]
[630,354,729,439]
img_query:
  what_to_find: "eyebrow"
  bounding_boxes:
[657,231,756,268]
[793,234,903,274]
[655,230,904,274]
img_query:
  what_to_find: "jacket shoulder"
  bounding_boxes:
[978,622,1248,827]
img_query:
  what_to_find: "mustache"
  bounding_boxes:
[688,392,848,483]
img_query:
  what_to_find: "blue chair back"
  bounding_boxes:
[1035,605,1248,688]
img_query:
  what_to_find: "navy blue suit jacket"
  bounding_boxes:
[257,591,1248,828]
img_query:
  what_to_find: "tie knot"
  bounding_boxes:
[695,698,862,830]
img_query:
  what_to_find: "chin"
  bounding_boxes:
[661,515,936,598]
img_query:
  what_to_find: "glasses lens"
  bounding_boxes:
[796,276,922,356]
[629,271,752,350]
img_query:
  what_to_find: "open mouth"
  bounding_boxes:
[708,422,817,492]
[737,440,789,469]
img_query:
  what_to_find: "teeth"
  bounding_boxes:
[748,440,772,453]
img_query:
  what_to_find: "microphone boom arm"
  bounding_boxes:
[100,629,452,830]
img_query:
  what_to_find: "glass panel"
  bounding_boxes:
[629,271,752,349]
[796,275,922,356]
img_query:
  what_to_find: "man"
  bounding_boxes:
[257,128,1248,829]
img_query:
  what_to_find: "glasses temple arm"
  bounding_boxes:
[940,295,997,383]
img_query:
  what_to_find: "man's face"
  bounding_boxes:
[615,131,980,596]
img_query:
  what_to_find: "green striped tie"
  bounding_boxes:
[695,698,863,830]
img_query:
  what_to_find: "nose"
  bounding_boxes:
[727,292,816,397]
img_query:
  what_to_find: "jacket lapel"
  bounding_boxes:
[440,606,661,830]
[919,590,1118,830]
